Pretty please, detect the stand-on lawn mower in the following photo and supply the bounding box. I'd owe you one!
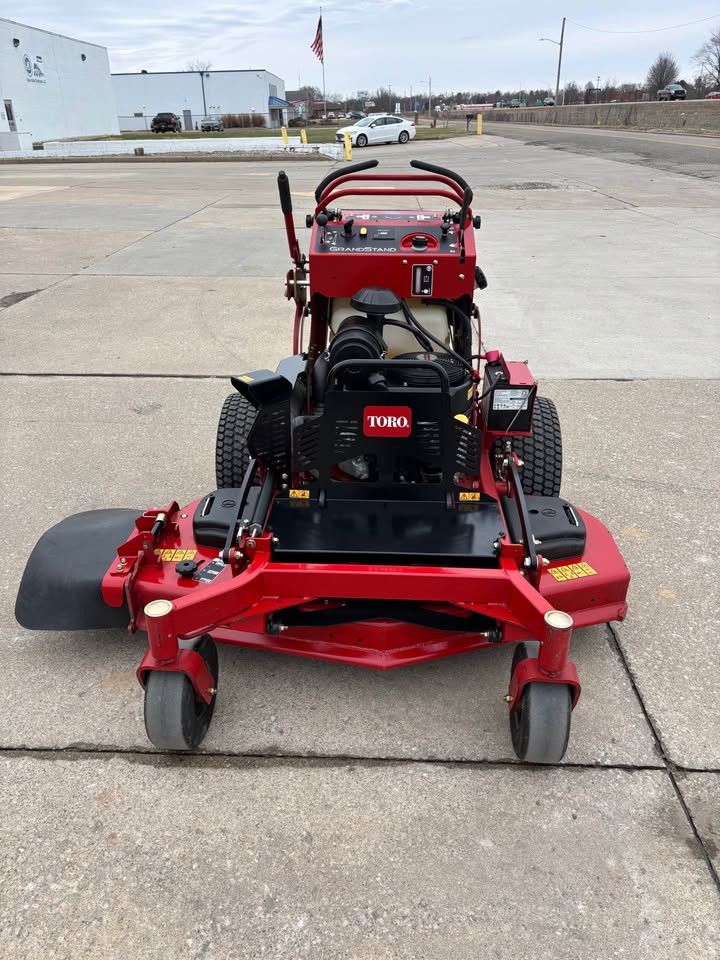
[16,159,630,762]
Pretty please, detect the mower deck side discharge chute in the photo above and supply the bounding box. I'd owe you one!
[15,509,139,631]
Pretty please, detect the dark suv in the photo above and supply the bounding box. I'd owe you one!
[151,112,183,133]
[658,84,686,101]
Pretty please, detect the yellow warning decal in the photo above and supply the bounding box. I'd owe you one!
[458,491,481,502]
[237,374,254,383]
[289,489,310,499]
[154,548,197,562]
[548,562,597,582]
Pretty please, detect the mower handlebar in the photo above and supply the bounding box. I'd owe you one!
[409,159,472,198]
[277,170,293,215]
[314,159,379,203]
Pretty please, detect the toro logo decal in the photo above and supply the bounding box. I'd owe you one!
[363,406,412,437]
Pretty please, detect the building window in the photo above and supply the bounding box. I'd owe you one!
[269,83,278,98]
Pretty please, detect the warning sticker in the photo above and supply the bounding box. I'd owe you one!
[289,489,310,499]
[192,558,226,583]
[458,491,481,502]
[155,549,197,562]
[493,389,530,411]
[237,374,254,383]
[548,562,597,582]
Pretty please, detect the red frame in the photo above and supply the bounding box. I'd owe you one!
[101,167,630,715]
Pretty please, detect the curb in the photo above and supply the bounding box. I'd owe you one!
[0,152,334,165]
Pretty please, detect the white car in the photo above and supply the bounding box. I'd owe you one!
[336,115,416,147]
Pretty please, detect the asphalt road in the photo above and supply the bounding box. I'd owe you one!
[483,121,720,180]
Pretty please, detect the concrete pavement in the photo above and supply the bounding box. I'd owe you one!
[2,758,719,960]
[1,135,718,956]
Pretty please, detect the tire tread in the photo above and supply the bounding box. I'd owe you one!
[216,393,256,488]
[503,396,563,497]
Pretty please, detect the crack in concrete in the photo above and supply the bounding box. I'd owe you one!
[1,742,718,773]
[605,622,720,894]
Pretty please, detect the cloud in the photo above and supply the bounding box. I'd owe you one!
[3,0,717,88]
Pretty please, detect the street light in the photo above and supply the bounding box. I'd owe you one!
[539,16,565,105]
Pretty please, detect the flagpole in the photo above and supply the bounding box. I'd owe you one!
[321,6,326,118]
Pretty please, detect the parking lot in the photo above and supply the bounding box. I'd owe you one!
[1,133,719,958]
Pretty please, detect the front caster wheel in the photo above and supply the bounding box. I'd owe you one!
[144,635,218,750]
[509,640,572,764]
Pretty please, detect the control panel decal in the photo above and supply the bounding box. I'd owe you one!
[412,263,434,296]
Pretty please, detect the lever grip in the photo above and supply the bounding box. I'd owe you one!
[314,159,379,202]
[277,170,293,215]
[410,159,472,198]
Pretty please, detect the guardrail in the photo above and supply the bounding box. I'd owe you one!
[485,99,720,134]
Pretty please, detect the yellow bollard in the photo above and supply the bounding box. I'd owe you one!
[476,113,483,135]
[281,126,289,145]
[343,131,352,161]
[300,128,308,145]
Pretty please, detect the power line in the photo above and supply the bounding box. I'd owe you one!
[567,13,720,35]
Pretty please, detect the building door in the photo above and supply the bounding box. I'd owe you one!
[183,109,193,131]
[4,100,17,132]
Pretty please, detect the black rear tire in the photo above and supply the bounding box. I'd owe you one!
[494,396,562,497]
[399,130,410,144]
[216,393,256,488]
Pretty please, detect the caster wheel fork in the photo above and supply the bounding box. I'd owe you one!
[508,640,573,764]
[144,634,219,751]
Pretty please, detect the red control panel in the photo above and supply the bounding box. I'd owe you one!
[309,209,477,301]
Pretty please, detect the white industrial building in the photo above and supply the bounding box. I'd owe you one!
[112,70,289,131]
[0,17,119,150]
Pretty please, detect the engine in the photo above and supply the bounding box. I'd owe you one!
[318,287,474,482]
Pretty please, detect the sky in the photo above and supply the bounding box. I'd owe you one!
[5,1,719,94]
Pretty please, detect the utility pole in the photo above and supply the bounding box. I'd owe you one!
[200,71,207,115]
[428,76,432,121]
[540,18,566,105]
[555,17,565,105]
[596,75,601,103]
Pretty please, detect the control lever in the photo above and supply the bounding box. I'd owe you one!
[343,217,354,238]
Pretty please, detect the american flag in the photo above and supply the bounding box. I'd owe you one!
[311,15,324,64]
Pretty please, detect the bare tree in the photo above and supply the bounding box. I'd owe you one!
[563,81,581,104]
[186,59,212,73]
[689,74,712,99]
[646,52,679,94]
[692,26,720,88]
[602,77,618,102]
